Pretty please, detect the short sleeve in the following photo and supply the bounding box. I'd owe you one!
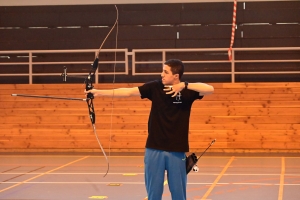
[197,94,204,100]
[138,80,158,100]
[189,90,204,101]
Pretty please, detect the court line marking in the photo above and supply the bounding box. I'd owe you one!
[2,172,300,176]
[1,155,299,158]
[201,156,235,200]
[1,166,45,183]
[1,182,300,186]
[0,156,89,193]
[1,166,21,173]
[278,157,285,200]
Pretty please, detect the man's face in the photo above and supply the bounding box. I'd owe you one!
[161,65,178,85]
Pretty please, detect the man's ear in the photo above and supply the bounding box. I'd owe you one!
[174,74,179,79]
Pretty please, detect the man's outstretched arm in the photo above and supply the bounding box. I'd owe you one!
[85,87,140,98]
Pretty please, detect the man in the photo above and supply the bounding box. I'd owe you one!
[85,59,214,200]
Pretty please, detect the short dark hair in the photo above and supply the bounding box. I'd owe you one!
[164,59,184,79]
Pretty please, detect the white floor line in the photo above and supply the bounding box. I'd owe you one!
[2,172,300,176]
[1,181,300,186]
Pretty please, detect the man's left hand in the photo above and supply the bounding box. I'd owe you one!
[163,82,185,97]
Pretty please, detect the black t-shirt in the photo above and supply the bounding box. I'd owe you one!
[138,80,203,152]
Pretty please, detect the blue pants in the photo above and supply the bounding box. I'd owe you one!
[144,148,187,200]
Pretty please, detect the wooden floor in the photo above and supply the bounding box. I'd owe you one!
[0,153,299,200]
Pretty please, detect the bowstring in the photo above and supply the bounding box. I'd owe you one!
[108,4,118,172]
[93,5,118,177]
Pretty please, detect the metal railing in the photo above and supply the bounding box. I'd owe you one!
[0,47,299,83]
[0,49,129,84]
[132,47,300,83]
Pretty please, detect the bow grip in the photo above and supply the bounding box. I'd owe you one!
[85,78,94,100]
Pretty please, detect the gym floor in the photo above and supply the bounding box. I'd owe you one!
[0,154,299,200]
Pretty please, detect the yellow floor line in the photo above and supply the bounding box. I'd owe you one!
[201,156,235,200]
[278,157,285,200]
[0,156,89,193]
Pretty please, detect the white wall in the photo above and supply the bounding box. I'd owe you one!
[0,0,293,6]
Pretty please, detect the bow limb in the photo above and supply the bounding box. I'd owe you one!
[88,5,118,178]
[86,95,109,177]
[96,5,119,58]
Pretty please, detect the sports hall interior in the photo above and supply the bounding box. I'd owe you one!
[0,0,299,200]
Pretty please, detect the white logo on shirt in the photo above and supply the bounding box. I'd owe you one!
[173,92,182,104]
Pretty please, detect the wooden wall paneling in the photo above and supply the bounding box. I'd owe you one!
[135,52,162,61]
[135,63,163,73]
[180,10,234,25]
[47,27,117,49]
[0,77,29,84]
[1,29,53,41]
[175,25,242,47]
[243,24,300,38]
[112,74,232,84]
[47,38,109,50]
[235,63,300,72]
[0,65,29,74]
[235,74,300,83]
[215,82,300,88]
[119,26,177,40]
[0,5,119,27]
[238,1,300,48]
[50,28,111,41]
[2,82,298,89]
[119,10,180,25]
[55,5,118,12]
[2,106,299,117]
[240,38,300,47]
[48,28,115,49]
[180,2,242,24]
[0,25,238,50]
[0,4,182,27]
[165,51,230,61]
[1,2,299,51]
[177,26,237,40]
[0,11,59,28]
[31,76,84,84]
[0,53,29,64]
[235,51,300,60]
[1,83,300,152]
[1,122,299,132]
[98,63,126,73]
[0,40,50,50]
[59,11,118,27]
[118,26,177,49]
[32,55,95,65]
[0,3,244,27]
[0,9,3,27]
[118,40,176,49]
[31,63,123,75]
[119,3,181,11]
[244,1,300,10]
[0,27,177,50]
[0,29,54,50]
[243,1,300,23]
[180,2,234,11]
[175,38,242,48]
[243,9,300,24]
[179,63,231,73]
